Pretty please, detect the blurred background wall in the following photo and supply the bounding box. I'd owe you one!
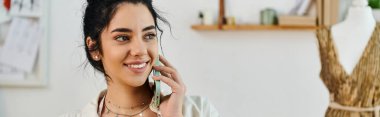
[0,0,345,116]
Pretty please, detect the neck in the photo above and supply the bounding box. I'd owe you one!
[342,6,375,26]
[106,81,153,108]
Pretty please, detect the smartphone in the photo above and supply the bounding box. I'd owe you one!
[149,58,161,113]
[153,57,173,96]
[149,57,172,113]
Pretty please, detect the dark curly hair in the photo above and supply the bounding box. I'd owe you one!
[83,0,169,79]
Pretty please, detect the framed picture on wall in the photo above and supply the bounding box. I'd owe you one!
[0,0,49,87]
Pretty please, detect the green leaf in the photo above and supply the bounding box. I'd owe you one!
[369,0,380,9]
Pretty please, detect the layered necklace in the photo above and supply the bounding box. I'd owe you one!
[104,99,150,117]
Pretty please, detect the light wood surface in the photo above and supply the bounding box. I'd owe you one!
[191,24,319,31]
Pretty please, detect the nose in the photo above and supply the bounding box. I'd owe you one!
[129,37,148,57]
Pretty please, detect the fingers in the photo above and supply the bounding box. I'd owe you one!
[153,75,184,94]
[154,55,186,94]
[153,66,183,84]
[160,71,171,78]
[159,55,173,68]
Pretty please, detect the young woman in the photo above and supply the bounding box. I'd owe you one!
[61,0,219,117]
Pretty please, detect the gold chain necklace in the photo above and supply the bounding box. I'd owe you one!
[104,102,149,117]
[103,92,150,117]
[106,99,147,110]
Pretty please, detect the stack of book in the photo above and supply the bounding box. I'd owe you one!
[278,0,339,27]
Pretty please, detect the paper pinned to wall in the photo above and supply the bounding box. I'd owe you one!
[0,22,11,44]
[0,2,11,24]
[0,47,24,80]
[0,17,42,73]
[10,0,42,17]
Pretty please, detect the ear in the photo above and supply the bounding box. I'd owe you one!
[86,37,102,61]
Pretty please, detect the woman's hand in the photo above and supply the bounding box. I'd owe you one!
[152,55,186,117]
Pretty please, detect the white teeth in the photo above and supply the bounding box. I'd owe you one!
[127,63,146,69]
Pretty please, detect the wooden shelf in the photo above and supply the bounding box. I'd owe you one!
[192,0,323,31]
[191,24,319,31]
[191,25,219,30]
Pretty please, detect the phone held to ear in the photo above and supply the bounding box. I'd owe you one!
[149,58,161,113]
[149,57,172,113]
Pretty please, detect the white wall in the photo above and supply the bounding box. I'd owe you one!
[0,0,330,117]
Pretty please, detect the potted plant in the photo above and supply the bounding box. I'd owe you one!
[370,0,380,21]
[369,0,380,9]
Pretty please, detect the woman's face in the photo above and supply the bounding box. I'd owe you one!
[99,3,158,87]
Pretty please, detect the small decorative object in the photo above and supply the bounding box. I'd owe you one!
[260,8,277,25]
[199,10,214,25]
[226,16,236,25]
[198,11,204,24]
[3,0,11,11]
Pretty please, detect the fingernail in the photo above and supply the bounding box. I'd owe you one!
[152,76,159,79]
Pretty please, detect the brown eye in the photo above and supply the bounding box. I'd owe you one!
[115,35,130,42]
[144,33,156,40]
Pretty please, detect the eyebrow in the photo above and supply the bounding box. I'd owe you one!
[111,25,156,33]
[143,25,156,31]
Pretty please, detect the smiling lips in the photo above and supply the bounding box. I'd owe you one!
[124,61,149,73]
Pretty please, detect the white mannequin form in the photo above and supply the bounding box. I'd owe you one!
[330,0,376,75]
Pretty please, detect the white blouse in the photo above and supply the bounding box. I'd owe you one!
[60,90,219,117]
